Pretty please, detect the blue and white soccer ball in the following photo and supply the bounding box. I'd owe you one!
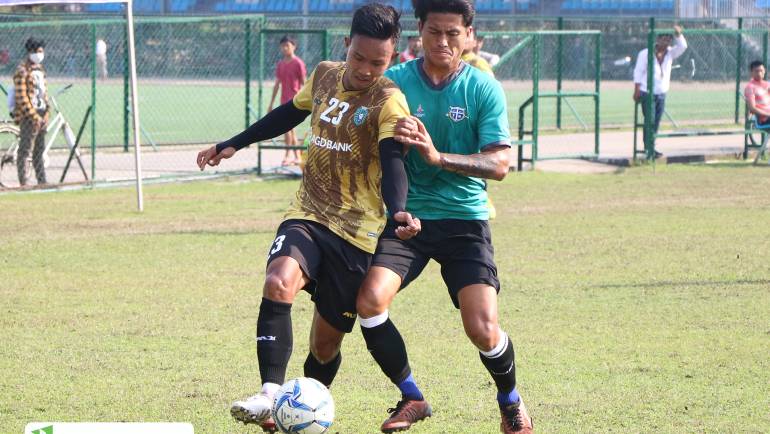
[272,377,335,434]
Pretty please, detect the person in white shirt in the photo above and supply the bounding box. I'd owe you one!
[95,39,107,79]
[633,25,687,156]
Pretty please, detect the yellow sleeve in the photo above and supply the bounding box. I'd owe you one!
[474,57,495,77]
[377,90,410,142]
[292,68,316,111]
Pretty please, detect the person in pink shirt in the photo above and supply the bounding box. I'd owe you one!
[745,60,770,126]
[397,35,421,64]
[269,35,307,165]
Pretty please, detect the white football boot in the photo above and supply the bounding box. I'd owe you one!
[231,383,280,431]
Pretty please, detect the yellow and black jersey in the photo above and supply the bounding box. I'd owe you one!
[285,61,410,253]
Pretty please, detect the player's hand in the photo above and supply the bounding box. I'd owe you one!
[673,25,683,36]
[633,89,640,102]
[394,116,441,167]
[197,145,235,170]
[392,211,421,240]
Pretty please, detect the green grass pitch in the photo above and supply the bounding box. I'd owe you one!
[1,163,769,433]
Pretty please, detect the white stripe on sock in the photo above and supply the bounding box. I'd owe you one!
[480,330,509,359]
[358,310,389,328]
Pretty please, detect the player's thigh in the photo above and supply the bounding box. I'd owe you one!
[264,219,322,302]
[370,219,430,292]
[434,220,500,308]
[311,224,372,334]
[308,307,345,363]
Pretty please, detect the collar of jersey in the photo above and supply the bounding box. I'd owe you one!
[414,57,467,91]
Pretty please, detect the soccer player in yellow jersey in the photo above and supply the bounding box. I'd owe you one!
[196,4,418,431]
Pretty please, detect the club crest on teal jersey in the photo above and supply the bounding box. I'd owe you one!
[415,104,425,118]
[353,106,369,126]
[447,106,466,122]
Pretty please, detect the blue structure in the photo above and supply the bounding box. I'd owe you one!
[84,0,677,15]
[560,0,675,14]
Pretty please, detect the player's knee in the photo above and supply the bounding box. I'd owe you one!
[464,318,499,352]
[309,335,342,363]
[356,286,387,318]
[263,273,295,303]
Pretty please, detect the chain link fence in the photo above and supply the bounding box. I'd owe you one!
[0,13,766,189]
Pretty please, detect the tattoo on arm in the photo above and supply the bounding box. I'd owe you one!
[439,152,504,179]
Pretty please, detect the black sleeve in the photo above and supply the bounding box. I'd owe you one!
[379,137,408,215]
[215,101,311,154]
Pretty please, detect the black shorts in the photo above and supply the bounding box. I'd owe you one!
[267,219,372,332]
[372,219,500,308]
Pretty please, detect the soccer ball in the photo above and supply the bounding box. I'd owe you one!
[272,377,334,434]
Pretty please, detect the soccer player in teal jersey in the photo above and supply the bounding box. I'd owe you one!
[354,1,533,433]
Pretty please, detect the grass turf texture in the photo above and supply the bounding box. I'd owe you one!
[1,163,769,433]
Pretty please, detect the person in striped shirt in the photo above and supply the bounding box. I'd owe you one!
[744,60,770,126]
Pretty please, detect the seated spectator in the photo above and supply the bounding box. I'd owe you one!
[745,60,770,127]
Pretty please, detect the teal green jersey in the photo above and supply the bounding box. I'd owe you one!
[385,58,511,220]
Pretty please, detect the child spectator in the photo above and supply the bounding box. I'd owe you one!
[269,35,307,166]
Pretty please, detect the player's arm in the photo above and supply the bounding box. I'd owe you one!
[395,80,512,181]
[196,101,310,170]
[381,137,420,240]
[198,69,317,170]
[395,118,509,180]
[379,91,420,239]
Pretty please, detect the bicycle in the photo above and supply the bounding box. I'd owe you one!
[0,120,20,187]
[0,84,80,187]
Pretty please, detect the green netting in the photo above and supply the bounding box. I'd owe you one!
[0,13,766,188]
[648,28,768,133]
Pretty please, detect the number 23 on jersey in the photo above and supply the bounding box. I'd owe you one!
[319,97,350,126]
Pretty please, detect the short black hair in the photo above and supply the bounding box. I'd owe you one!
[750,60,765,71]
[24,37,45,52]
[349,3,401,43]
[413,0,474,27]
[279,35,296,46]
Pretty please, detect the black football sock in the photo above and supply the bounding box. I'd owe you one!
[360,313,422,399]
[479,332,517,398]
[303,351,341,388]
[256,297,293,385]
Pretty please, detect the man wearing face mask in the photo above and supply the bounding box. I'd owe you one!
[12,37,49,186]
